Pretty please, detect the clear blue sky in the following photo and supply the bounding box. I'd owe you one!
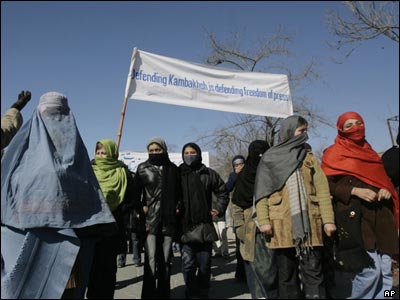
[2,1,398,159]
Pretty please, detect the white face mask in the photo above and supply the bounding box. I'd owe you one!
[184,155,197,166]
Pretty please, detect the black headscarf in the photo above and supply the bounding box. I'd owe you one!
[180,142,203,174]
[254,116,308,202]
[179,143,210,232]
[232,140,269,208]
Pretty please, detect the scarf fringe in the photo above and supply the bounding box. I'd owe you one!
[294,235,313,260]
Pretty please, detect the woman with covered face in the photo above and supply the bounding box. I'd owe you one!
[132,137,181,299]
[254,115,336,299]
[231,140,279,299]
[179,142,229,299]
[87,139,135,299]
[1,92,116,299]
[321,111,398,299]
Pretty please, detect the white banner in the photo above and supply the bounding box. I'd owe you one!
[125,49,293,118]
[119,151,210,173]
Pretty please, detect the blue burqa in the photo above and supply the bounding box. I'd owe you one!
[1,92,115,299]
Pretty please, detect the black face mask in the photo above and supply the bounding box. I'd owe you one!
[148,153,169,166]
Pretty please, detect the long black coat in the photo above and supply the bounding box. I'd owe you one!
[180,164,229,234]
[132,160,181,236]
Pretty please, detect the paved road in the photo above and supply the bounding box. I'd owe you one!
[114,228,250,299]
[114,228,399,299]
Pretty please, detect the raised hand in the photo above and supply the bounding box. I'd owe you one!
[11,91,32,111]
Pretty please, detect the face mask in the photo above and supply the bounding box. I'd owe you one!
[149,153,168,166]
[184,155,197,166]
[342,124,365,143]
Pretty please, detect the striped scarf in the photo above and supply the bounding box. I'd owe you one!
[287,169,311,258]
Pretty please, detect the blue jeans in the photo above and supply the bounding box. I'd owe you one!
[350,251,392,299]
[181,242,212,298]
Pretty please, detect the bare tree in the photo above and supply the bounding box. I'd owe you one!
[196,28,332,176]
[326,1,399,60]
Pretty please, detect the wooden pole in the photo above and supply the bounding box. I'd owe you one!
[116,48,137,148]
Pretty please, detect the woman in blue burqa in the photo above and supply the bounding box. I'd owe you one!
[1,92,116,299]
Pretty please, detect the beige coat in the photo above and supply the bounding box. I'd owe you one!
[1,108,22,153]
[232,203,257,262]
[256,152,334,249]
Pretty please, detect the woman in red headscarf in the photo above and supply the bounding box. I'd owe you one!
[321,111,399,299]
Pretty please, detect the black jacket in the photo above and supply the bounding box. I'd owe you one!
[133,160,181,236]
[181,164,229,233]
[90,159,135,254]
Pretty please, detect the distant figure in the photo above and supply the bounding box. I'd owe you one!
[117,172,145,269]
[225,154,247,282]
[1,91,116,299]
[212,193,229,258]
[179,142,229,299]
[231,140,279,299]
[322,111,399,299]
[1,90,31,154]
[129,205,146,267]
[255,115,336,299]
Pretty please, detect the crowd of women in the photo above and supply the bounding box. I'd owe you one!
[1,91,398,299]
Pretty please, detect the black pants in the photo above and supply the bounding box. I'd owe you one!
[86,238,118,299]
[276,247,326,299]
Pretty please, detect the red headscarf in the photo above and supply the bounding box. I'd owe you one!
[321,112,399,223]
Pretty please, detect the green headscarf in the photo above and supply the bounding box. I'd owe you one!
[92,139,127,212]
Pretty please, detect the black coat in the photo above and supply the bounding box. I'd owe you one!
[90,159,135,254]
[327,174,399,273]
[381,146,399,189]
[132,160,181,236]
[180,164,229,234]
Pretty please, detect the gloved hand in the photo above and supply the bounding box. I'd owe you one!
[11,91,32,111]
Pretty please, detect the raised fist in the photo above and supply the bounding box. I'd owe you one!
[11,91,32,111]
